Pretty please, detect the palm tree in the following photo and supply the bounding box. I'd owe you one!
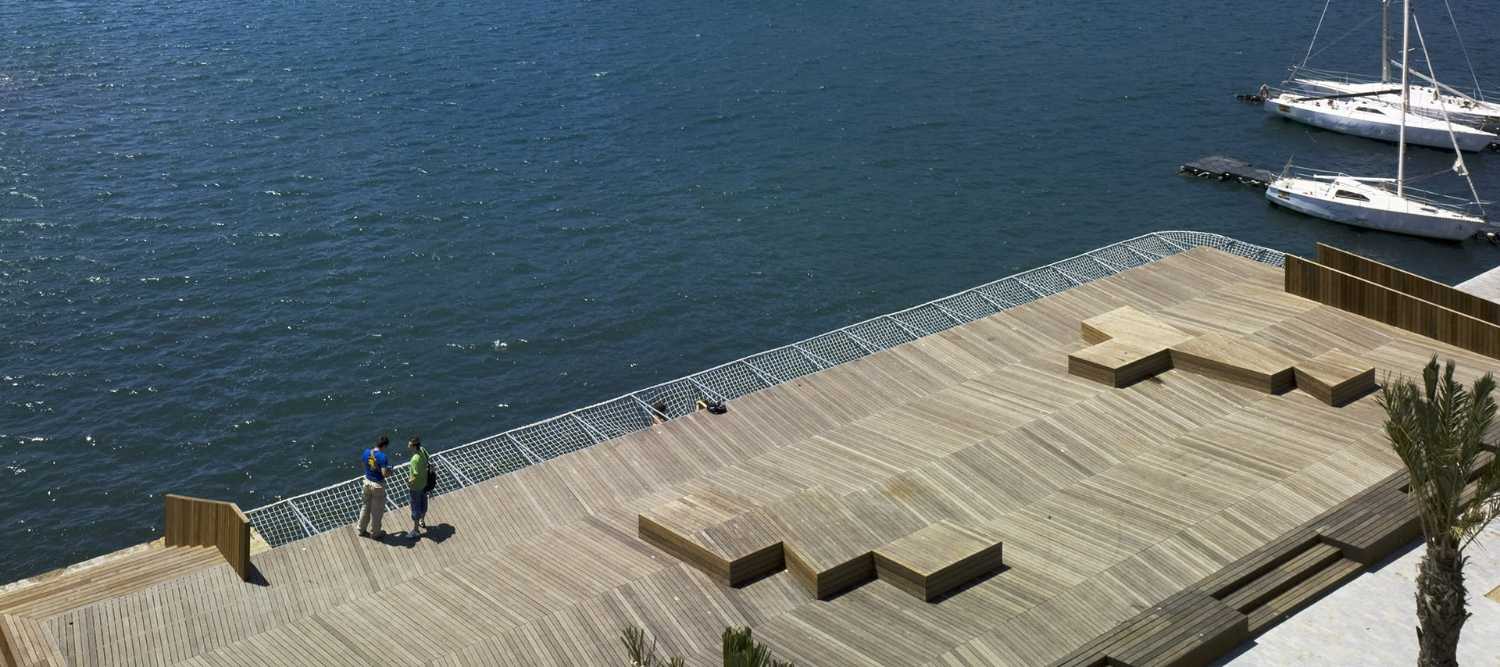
[1378,357,1500,667]
[621,625,793,667]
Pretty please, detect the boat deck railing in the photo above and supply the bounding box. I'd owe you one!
[243,231,1285,548]
[1284,165,1489,214]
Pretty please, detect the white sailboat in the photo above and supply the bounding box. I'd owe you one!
[1292,1,1500,131]
[1296,69,1500,132]
[1264,0,1498,148]
[1265,1,1490,241]
[1264,93,1494,151]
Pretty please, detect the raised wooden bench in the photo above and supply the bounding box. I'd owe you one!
[1292,348,1377,407]
[1052,591,1249,667]
[1081,307,1196,347]
[774,490,889,600]
[1070,309,1377,405]
[1068,339,1175,388]
[1068,307,1191,387]
[872,521,1004,602]
[1313,484,1420,565]
[1168,332,1297,394]
[638,491,784,586]
[1218,543,1343,613]
[1245,557,1363,634]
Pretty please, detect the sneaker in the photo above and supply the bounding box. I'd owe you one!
[358,529,370,538]
[370,531,386,540]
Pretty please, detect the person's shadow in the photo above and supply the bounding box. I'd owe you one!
[368,523,456,548]
[421,523,455,544]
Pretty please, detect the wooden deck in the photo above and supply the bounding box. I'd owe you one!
[4,246,1495,666]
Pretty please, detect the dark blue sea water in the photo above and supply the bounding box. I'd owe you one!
[3,0,1499,582]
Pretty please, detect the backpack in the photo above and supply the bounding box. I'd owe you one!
[421,448,437,493]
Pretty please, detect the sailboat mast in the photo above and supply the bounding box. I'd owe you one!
[1381,0,1391,83]
[1397,0,1409,197]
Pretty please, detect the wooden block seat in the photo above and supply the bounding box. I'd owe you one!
[1292,348,1376,406]
[872,520,1004,602]
[1068,307,1190,387]
[638,491,784,586]
[1080,306,1196,347]
[772,490,891,599]
[1168,332,1298,394]
[1068,338,1174,388]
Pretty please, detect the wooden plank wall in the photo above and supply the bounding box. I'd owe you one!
[163,494,251,581]
[1316,244,1500,324]
[1284,255,1500,360]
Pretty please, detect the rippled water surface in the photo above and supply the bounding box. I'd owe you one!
[2,0,1498,581]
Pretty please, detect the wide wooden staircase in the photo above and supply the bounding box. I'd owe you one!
[0,494,257,667]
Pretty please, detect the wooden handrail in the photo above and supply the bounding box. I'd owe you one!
[164,494,252,581]
[1316,244,1500,324]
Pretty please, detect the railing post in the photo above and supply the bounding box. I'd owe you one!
[571,414,608,444]
[791,343,835,369]
[287,499,318,537]
[633,394,670,424]
[884,315,929,339]
[688,377,728,403]
[507,433,544,464]
[431,452,474,487]
[968,289,1014,310]
[1012,277,1047,298]
[930,302,967,324]
[839,328,881,354]
[740,359,784,385]
[1153,233,1191,253]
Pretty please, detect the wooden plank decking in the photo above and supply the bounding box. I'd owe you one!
[3,246,1493,666]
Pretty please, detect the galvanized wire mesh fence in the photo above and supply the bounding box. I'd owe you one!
[245,231,1283,547]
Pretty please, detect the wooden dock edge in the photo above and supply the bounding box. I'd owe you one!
[164,494,252,582]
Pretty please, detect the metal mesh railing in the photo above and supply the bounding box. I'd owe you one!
[245,231,1284,547]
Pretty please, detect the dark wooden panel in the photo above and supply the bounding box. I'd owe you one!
[1317,244,1500,324]
[1285,255,1500,360]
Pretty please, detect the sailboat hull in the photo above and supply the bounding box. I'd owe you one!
[1265,99,1495,151]
[1266,182,1480,241]
[1297,79,1500,131]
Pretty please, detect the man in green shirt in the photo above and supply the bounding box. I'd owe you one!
[407,436,432,538]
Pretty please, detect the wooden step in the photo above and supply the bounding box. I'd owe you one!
[1218,543,1343,613]
[1246,557,1365,634]
[0,614,65,667]
[771,491,884,599]
[637,492,783,586]
[1081,306,1195,347]
[1068,339,1174,388]
[1314,485,1419,564]
[0,546,224,619]
[1052,591,1249,667]
[1292,348,1376,407]
[872,521,1004,602]
[1068,307,1186,388]
[1169,333,1297,394]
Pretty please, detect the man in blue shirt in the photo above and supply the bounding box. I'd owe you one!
[358,434,394,538]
